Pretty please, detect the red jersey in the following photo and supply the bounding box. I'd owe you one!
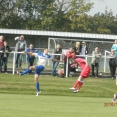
[64,50,76,62]
[75,58,86,70]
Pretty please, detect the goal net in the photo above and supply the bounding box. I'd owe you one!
[48,37,113,73]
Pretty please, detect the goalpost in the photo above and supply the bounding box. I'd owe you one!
[48,37,113,77]
[48,38,80,77]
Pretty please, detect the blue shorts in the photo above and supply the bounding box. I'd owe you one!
[116,93,117,98]
[34,65,44,75]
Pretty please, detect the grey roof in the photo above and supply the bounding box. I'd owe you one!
[0,28,117,40]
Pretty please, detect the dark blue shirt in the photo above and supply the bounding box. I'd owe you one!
[25,48,38,61]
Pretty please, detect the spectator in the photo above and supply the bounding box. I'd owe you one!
[1,41,12,73]
[73,42,81,58]
[69,63,77,77]
[64,47,76,77]
[0,35,4,73]
[0,35,4,49]
[25,44,38,73]
[73,41,81,70]
[109,50,116,79]
[51,44,62,76]
[91,47,101,78]
[111,39,117,55]
[80,41,88,59]
[15,35,27,68]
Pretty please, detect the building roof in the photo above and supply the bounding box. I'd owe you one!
[0,29,117,40]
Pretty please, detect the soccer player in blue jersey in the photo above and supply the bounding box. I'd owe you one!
[111,93,117,103]
[17,48,63,96]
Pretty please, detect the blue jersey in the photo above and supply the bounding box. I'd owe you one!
[25,48,38,61]
[34,52,52,67]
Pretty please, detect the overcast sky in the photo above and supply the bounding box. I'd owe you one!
[88,0,117,16]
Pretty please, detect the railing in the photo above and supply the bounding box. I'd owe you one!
[104,50,111,73]
[0,50,112,76]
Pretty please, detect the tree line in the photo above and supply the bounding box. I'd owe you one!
[0,0,117,34]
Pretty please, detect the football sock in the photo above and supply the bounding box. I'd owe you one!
[77,81,83,90]
[73,80,79,88]
[36,82,40,92]
[21,69,31,75]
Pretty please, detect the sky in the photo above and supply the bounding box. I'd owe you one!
[88,0,117,16]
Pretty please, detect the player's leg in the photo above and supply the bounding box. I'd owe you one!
[69,75,84,91]
[70,76,84,92]
[34,65,44,96]
[76,76,84,92]
[34,74,41,96]
[74,66,90,92]
[111,93,117,103]
[70,65,90,92]
[17,66,35,76]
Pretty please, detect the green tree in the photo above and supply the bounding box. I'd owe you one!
[64,0,93,32]
[0,0,22,28]
[90,11,117,34]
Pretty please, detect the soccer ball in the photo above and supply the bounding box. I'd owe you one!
[58,69,64,75]
[58,69,64,78]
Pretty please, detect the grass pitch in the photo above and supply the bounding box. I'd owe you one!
[0,94,117,117]
[0,74,117,117]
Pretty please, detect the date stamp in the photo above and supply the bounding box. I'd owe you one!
[104,102,117,107]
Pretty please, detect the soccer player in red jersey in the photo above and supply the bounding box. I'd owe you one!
[69,58,91,93]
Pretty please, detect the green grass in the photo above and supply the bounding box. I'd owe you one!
[0,94,117,117]
[0,74,117,117]
[0,74,116,97]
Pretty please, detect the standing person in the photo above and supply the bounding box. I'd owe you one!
[0,35,4,49]
[69,58,91,93]
[69,63,77,77]
[64,47,76,77]
[51,44,62,76]
[73,41,81,70]
[73,42,81,58]
[0,35,4,73]
[111,39,117,66]
[17,48,63,96]
[111,39,117,55]
[80,41,88,59]
[1,41,12,73]
[91,47,101,78]
[25,44,38,73]
[111,93,117,103]
[109,50,116,79]
[15,35,27,68]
